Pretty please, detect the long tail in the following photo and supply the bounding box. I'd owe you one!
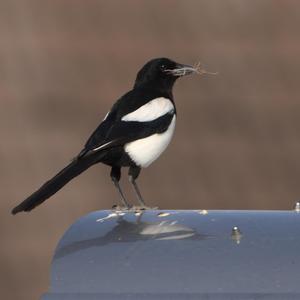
[11,153,101,215]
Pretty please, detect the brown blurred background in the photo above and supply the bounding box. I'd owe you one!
[1,0,300,298]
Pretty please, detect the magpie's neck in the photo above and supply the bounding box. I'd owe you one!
[134,78,175,98]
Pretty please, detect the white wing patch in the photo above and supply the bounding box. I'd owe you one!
[121,97,174,122]
[124,115,176,167]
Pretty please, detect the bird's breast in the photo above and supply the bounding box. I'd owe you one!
[124,115,176,168]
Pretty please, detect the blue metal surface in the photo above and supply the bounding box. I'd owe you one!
[42,210,300,299]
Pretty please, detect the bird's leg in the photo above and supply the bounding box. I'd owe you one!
[128,166,147,208]
[110,167,130,209]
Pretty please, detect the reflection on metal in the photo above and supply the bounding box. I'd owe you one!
[231,226,243,244]
[42,210,300,299]
[295,202,300,213]
[55,212,207,259]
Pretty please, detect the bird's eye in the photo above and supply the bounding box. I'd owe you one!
[160,64,166,71]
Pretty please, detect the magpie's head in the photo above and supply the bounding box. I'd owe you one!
[134,57,197,90]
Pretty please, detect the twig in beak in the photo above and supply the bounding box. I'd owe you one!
[164,66,198,76]
[164,62,218,77]
[194,61,218,76]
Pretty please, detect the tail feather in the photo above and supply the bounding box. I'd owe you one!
[11,153,101,215]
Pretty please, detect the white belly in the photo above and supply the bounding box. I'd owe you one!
[124,115,176,167]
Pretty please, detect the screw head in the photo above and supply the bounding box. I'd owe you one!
[231,226,242,244]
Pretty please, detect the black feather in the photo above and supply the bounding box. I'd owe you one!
[11,153,102,214]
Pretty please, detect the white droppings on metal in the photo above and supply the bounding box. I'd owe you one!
[197,210,208,215]
[96,212,125,222]
[157,212,171,217]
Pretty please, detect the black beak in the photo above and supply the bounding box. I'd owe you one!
[165,63,198,77]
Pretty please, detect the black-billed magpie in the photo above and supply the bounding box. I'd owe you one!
[12,58,197,214]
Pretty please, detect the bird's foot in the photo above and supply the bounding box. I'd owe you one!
[111,204,158,213]
[111,204,133,211]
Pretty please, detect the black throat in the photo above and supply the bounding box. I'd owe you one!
[134,75,176,94]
